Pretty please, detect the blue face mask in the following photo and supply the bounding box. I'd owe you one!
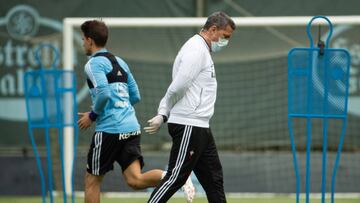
[211,37,229,52]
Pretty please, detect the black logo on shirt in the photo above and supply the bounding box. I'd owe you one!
[211,64,216,78]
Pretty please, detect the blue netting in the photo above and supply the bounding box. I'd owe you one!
[24,70,77,127]
[288,49,350,117]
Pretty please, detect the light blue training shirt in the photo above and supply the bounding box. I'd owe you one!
[84,49,141,134]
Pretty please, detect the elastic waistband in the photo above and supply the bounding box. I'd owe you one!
[99,130,141,140]
[118,130,141,136]
[118,130,141,140]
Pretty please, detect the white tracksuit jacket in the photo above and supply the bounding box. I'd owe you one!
[158,34,217,128]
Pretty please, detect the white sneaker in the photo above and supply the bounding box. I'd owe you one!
[182,175,195,203]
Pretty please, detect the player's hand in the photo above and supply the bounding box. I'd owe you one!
[77,112,93,130]
[144,115,164,134]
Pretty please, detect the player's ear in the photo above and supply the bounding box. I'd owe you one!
[89,38,95,46]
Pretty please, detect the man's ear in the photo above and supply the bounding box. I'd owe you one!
[209,25,217,33]
[85,37,93,46]
[89,38,94,46]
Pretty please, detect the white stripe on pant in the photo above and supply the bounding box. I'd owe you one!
[149,125,193,203]
[92,132,102,175]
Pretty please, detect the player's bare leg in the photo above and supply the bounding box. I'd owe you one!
[84,172,104,203]
[123,159,163,190]
[123,159,195,202]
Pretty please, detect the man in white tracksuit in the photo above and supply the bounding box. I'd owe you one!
[144,11,235,203]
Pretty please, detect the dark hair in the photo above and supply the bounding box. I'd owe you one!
[203,11,236,31]
[80,20,108,47]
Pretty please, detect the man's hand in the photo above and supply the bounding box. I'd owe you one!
[77,112,93,130]
[144,115,164,134]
